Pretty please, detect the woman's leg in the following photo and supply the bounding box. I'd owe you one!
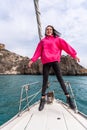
[42,63,51,96]
[52,61,69,95]
[39,63,51,111]
[52,62,75,109]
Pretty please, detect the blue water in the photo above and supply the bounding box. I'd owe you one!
[0,75,87,125]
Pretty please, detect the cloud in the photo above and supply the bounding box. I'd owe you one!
[0,0,87,68]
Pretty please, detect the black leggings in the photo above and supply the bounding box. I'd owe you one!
[42,61,69,96]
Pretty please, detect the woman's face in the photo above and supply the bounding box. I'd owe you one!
[45,26,53,36]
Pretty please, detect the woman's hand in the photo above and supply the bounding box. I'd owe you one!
[28,60,33,68]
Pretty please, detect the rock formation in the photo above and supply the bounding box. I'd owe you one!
[0,43,5,50]
[0,49,87,75]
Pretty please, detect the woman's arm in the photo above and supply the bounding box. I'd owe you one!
[59,38,80,62]
[28,41,43,68]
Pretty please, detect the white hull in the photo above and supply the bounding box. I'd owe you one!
[0,99,87,130]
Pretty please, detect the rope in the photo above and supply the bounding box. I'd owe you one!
[62,103,87,129]
[24,114,33,130]
[62,112,69,130]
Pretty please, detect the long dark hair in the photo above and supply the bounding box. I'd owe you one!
[45,25,61,37]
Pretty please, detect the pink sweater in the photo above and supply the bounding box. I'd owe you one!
[31,35,77,64]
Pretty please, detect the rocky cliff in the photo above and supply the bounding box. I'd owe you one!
[0,49,87,75]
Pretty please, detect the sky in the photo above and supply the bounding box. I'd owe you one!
[0,0,87,68]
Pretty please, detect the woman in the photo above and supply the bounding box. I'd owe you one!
[28,25,80,111]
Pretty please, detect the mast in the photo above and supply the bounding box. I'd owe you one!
[33,0,43,40]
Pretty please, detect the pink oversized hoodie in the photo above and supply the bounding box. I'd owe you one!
[31,35,77,64]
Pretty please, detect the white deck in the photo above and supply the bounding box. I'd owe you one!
[0,99,87,130]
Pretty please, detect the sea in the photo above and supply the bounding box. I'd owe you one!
[0,75,87,126]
